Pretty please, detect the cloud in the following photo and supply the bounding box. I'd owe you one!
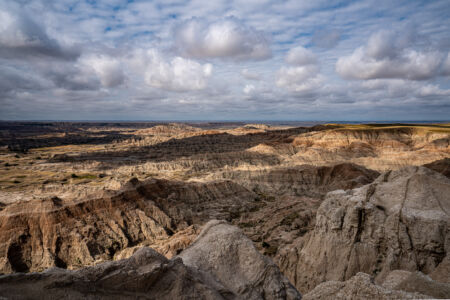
[81,55,125,88]
[276,65,323,92]
[276,45,322,93]
[243,84,255,94]
[241,68,261,80]
[174,17,271,60]
[44,63,101,91]
[0,65,49,96]
[360,79,450,98]
[0,3,79,60]
[336,29,448,80]
[285,46,317,66]
[1,0,449,120]
[312,29,340,48]
[133,49,213,92]
[442,53,450,76]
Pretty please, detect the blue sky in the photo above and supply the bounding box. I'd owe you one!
[0,0,449,120]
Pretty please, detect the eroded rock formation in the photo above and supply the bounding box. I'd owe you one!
[0,178,258,273]
[0,221,301,300]
[287,166,450,292]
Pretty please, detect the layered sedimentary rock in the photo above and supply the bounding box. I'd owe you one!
[214,163,379,198]
[255,126,450,171]
[0,178,258,273]
[286,166,450,292]
[0,221,301,300]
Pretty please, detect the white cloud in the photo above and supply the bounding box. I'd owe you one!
[276,45,322,93]
[276,65,323,92]
[336,29,448,80]
[174,17,271,60]
[81,55,125,88]
[243,84,255,94]
[133,49,213,92]
[285,46,317,66]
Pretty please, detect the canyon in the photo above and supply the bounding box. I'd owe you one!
[0,122,449,299]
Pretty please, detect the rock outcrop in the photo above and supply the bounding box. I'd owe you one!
[0,221,301,300]
[424,157,450,178]
[265,126,450,171]
[215,163,379,198]
[0,178,258,273]
[285,166,450,292]
[179,220,300,299]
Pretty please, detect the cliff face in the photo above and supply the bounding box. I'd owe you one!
[287,166,450,293]
[255,126,450,171]
[213,163,380,198]
[0,221,301,300]
[0,178,258,273]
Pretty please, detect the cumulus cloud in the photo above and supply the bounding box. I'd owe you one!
[133,49,213,92]
[174,17,271,60]
[336,29,448,80]
[0,4,79,60]
[285,46,317,66]
[276,65,323,92]
[81,55,125,88]
[276,45,322,93]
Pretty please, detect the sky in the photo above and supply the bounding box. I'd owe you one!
[0,0,449,121]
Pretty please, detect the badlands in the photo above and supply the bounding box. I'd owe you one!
[0,121,449,299]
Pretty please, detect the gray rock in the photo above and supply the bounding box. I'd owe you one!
[292,166,450,292]
[303,272,430,299]
[179,220,301,300]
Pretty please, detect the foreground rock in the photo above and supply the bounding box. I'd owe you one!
[382,270,450,298]
[303,272,430,299]
[0,221,301,300]
[288,166,450,292]
[179,220,300,299]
